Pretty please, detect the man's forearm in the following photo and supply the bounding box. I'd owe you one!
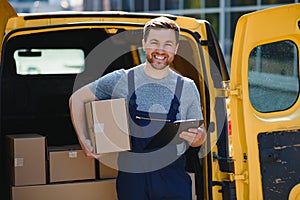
[69,85,98,153]
[69,96,89,147]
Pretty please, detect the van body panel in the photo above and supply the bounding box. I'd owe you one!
[0,0,17,55]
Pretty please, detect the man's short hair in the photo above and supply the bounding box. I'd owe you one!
[143,16,180,44]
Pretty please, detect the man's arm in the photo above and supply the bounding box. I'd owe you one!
[179,81,206,147]
[69,85,101,158]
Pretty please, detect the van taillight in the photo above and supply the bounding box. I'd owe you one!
[228,119,232,136]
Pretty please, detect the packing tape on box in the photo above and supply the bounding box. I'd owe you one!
[94,123,104,134]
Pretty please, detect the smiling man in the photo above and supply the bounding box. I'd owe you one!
[143,23,179,72]
[69,16,206,200]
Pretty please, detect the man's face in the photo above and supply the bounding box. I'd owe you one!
[142,29,179,70]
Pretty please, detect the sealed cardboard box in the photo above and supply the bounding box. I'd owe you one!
[85,98,131,154]
[99,162,118,179]
[7,134,46,186]
[48,145,96,183]
[11,179,117,200]
[98,153,119,179]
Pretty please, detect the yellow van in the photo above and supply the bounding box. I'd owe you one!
[0,0,299,199]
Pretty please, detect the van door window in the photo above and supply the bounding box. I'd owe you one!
[14,49,85,75]
[248,40,299,112]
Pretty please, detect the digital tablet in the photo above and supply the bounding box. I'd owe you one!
[144,119,204,150]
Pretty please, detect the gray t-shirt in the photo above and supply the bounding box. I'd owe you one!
[89,64,203,121]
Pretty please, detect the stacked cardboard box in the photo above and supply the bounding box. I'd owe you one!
[7,134,119,200]
[48,145,96,183]
[11,179,117,200]
[98,152,119,179]
[7,134,46,186]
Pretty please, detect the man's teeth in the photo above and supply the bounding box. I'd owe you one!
[155,55,165,60]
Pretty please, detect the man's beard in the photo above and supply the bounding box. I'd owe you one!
[146,52,174,70]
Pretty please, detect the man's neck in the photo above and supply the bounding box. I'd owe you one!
[143,63,169,79]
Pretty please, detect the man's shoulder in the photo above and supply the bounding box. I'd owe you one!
[170,69,195,84]
[103,68,128,81]
[126,65,143,73]
[111,68,127,76]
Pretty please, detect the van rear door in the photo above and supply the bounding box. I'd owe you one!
[0,0,17,53]
[230,3,300,199]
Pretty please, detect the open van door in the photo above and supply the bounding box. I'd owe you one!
[0,0,17,55]
[230,3,300,199]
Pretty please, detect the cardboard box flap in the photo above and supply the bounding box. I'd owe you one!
[48,144,81,152]
[85,102,96,151]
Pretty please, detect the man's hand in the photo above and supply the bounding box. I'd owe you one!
[179,125,207,147]
[81,139,102,159]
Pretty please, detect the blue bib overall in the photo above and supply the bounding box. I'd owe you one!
[116,70,192,200]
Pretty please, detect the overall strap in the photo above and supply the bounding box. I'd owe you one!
[128,70,137,114]
[128,69,135,97]
[168,76,184,121]
[174,76,184,100]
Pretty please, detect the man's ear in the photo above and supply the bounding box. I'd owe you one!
[142,39,146,51]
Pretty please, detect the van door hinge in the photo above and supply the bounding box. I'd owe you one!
[216,82,242,99]
[229,85,242,99]
[215,87,241,98]
[228,171,248,183]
